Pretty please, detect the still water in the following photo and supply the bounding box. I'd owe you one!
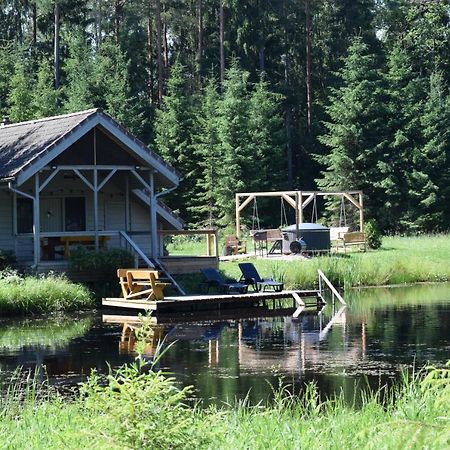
[0,283,449,404]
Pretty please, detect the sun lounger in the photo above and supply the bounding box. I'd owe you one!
[117,269,171,301]
[238,262,284,292]
[200,268,248,294]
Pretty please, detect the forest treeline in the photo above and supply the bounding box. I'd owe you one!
[0,0,449,231]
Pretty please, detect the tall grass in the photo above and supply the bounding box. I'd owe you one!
[0,359,448,449]
[0,270,93,316]
[220,235,450,290]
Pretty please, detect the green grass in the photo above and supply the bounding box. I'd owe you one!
[0,358,448,449]
[0,271,94,316]
[218,234,450,290]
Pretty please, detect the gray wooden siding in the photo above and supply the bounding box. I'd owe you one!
[0,189,14,252]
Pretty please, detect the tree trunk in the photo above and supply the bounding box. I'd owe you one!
[54,1,60,89]
[259,46,265,72]
[305,0,313,132]
[163,9,169,71]
[114,0,122,44]
[197,0,203,82]
[147,11,155,103]
[32,2,37,46]
[156,0,164,103]
[219,0,225,87]
[96,0,102,50]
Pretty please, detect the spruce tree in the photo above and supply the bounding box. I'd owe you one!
[63,32,95,112]
[190,76,222,226]
[216,62,252,226]
[382,46,425,231]
[8,60,34,122]
[316,37,387,224]
[32,58,60,118]
[415,73,450,230]
[248,77,286,192]
[154,63,196,223]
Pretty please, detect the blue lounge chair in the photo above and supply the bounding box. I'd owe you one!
[200,268,249,294]
[238,263,284,292]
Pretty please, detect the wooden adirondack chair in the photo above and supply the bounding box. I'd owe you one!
[117,269,171,301]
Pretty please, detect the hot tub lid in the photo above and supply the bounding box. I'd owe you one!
[282,222,329,232]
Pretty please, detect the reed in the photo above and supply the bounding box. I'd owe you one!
[0,271,93,316]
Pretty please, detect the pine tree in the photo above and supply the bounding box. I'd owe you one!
[8,60,34,122]
[63,32,95,112]
[190,76,222,226]
[32,58,60,118]
[316,37,387,224]
[216,62,251,225]
[0,43,16,118]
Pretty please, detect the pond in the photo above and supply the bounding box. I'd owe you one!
[1,283,449,405]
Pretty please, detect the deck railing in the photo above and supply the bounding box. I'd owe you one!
[317,269,346,305]
[158,229,219,257]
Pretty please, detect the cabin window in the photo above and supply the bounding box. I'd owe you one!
[17,198,33,234]
[65,197,86,231]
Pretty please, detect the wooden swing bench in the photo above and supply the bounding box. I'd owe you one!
[117,269,171,301]
[335,231,366,252]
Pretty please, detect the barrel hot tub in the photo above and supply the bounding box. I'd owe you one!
[282,223,331,254]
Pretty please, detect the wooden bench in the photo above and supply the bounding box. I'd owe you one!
[224,235,246,256]
[117,269,171,301]
[336,231,366,252]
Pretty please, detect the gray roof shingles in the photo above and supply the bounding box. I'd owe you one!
[0,109,178,181]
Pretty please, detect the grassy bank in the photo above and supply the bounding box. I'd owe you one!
[0,271,94,316]
[219,234,450,290]
[0,357,448,449]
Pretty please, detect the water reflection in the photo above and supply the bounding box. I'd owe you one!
[0,283,448,405]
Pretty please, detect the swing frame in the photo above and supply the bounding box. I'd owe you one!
[235,190,364,239]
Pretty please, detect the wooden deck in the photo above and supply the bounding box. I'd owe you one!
[102,289,324,316]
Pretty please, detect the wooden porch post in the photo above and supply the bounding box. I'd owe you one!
[33,173,40,266]
[93,167,99,250]
[235,194,240,238]
[149,171,158,257]
[125,173,130,232]
[295,191,299,239]
[359,192,364,232]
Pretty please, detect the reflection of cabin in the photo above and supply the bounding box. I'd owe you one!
[0,109,217,273]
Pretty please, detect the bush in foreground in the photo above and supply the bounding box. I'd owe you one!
[0,270,93,315]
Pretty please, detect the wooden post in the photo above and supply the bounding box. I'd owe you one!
[235,194,240,238]
[359,192,364,232]
[125,173,130,232]
[295,191,299,239]
[214,229,219,257]
[149,171,158,257]
[206,232,211,256]
[299,191,303,224]
[93,168,99,251]
[33,174,40,266]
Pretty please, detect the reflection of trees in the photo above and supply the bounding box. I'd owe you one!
[0,316,93,351]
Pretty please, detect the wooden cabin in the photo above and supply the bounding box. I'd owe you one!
[0,109,190,271]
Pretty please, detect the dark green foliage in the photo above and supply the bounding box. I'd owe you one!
[0,1,449,231]
[68,247,134,283]
[0,250,16,270]
[365,219,382,250]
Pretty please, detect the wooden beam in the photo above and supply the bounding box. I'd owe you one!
[302,193,315,209]
[158,229,217,236]
[131,169,152,193]
[149,171,158,257]
[39,167,61,192]
[33,174,40,266]
[281,193,296,209]
[235,194,240,238]
[237,194,255,212]
[93,168,99,250]
[97,169,117,191]
[359,192,364,232]
[73,169,94,191]
[343,193,362,210]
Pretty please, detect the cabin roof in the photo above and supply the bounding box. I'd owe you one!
[0,109,179,186]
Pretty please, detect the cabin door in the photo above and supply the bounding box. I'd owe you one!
[105,201,126,231]
[40,198,63,232]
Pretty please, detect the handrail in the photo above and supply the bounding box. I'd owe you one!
[119,231,155,268]
[317,269,346,305]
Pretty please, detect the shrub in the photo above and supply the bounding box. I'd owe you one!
[0,250,16,270]
[69,247,134,281]
[365,219,382,249]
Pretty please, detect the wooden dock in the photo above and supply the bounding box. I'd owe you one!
[102,289,323,317]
